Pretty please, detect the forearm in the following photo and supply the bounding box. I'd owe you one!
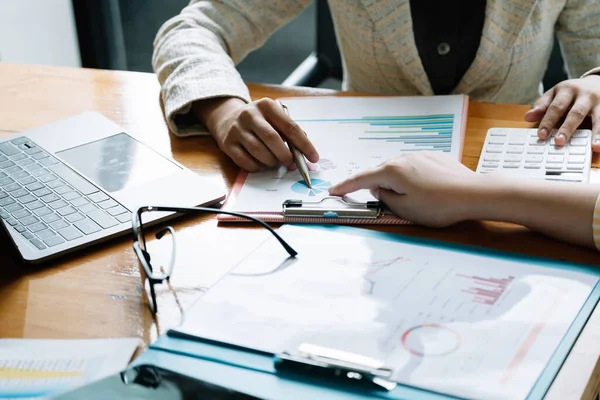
[469,176,599,248]
[152,1,310,135]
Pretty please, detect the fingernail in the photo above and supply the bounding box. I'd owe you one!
[557,133,566,142]
[594,138,600,145]
[539,128,548,138]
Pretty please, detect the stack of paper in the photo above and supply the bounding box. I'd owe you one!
[0,338,139,399]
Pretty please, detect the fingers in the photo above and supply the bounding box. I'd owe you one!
[555,98,592,146]
[537,89,575,141]
[251,119,293,166]
[227,145,261,172]
[593,106,600,153]
[241,133,278,167]
[525,88,554,124]
[328,166,389,196]
[260,100,320,163]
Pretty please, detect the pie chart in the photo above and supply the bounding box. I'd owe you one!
[401,324,461,357]
[290,178,331,196]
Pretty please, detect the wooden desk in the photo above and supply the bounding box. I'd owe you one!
[0,62,599,399]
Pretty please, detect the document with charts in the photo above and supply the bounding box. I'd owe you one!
[174,225,599,400]
[219,95,468,224]
[0,338,139,399]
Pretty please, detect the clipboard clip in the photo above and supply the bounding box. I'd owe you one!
[274,343,397,391]
[282,196,382,219]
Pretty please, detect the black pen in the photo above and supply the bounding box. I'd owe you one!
[279,101,312,188]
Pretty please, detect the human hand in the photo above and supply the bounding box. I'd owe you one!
[524,75,600,152]
[194,97,319,171]
[328,152,481,227]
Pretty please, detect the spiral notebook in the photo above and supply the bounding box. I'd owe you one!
[218,95,468,224]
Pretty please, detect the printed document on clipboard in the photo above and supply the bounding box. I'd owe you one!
[170,225,600,400]
[219,95,468,224]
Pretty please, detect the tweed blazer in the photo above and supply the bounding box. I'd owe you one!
[152,0,600,136]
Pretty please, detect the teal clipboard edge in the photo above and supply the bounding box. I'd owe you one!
[282,224,600,399]
[149,333,462,400]
[146,224,600,400]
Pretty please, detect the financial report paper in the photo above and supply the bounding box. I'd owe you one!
[175,225,597,400]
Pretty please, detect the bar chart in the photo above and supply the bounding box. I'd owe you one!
[456,274,515,306]
[297,114,455,152]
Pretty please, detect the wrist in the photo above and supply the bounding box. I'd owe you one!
[192,97,246,134]
[457,174,519,222]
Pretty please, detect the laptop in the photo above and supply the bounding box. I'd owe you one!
[0,112,225,264]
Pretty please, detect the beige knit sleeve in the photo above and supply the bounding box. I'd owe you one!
[152,0,312,136]
[556,0,600,80]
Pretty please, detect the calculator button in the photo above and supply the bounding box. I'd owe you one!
[546,164,563,169]
[482,162,499,168]
[529,138,547,146]
[570,138,588,146]
[527,147,545,154]
[490,130,507,136]
[568,146,586,155]
[548,147,566,154]
[502,162,521,168]
[568,155,586,164]
[529,131,540,137]
[506,146,524,154]
[486,145,504,153]
[508,133,528,145]
[525,155,543,163]
[505,154,522,162]
[567,164,584,170]
[484,153,502,161]
[572,131,589,138]
[546,155,564,163]
[489,137,506,145]
[524,163,541,169]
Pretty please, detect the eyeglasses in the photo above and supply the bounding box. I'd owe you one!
[131,206,297,315]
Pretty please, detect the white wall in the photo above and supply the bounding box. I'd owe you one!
[0,0,81,67]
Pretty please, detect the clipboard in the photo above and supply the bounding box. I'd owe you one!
[132,225,600,400]
[219,192,407,224]
[217,95,468,225]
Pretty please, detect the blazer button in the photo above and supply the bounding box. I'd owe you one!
[437,42,451,56]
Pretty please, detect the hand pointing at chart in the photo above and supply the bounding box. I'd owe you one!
[328,152,599,249]
[329,152,477,227]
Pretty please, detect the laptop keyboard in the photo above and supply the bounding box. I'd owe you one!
[0,137,130,251]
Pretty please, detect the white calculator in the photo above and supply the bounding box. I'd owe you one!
[476,128,593,183]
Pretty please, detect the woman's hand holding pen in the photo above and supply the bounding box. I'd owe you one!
[193,97,319,172]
